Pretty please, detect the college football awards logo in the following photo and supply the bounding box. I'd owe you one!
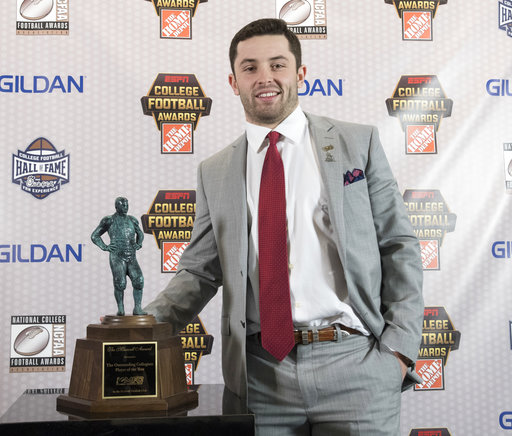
[178,316,214,385]
[10,315,66,372]
[403,190,456,270]
[276,0,327,39]
[387,75,453,154]
[12,138,70,199]
[385,0,447,41]
[409,429,452,436]
[141,74,212,154]
[17,0,69,35]
[500,0,512,37]
[141,190,196,272]
[144,0,207,39]
[415,307,460,391]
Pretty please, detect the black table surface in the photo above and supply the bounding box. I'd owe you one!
[0,384,254,436]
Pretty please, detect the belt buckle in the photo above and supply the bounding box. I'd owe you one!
[301,330,309,345]
[333,325,350,341]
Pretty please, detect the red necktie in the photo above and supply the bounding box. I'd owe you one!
[258,131,295,361]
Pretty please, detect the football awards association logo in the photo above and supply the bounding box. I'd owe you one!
[141,74,212,154]
[12,137,70,199]
[385,0,447,41]
[145,0,207,39]
[387,75,453,154]
[10,315,66,372]
[17,0,69,35]
[276,0,327,39]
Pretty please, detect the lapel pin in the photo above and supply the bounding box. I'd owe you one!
[322,145,335,162]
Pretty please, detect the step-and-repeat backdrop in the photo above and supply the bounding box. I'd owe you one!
[2,1,512,434]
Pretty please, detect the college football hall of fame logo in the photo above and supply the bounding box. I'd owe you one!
[385,0,447,41]
[386,75,453,154]
[12,137,70,199]
[414,307,460,391]
[500,0,512,37]
[402,189,456,270]
[144,0,208,39]
[141,74,212,154]
[141,190,196,272]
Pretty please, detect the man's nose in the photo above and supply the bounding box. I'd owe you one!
[256,67,273,84]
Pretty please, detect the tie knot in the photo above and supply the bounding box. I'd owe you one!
[267,131,280,147]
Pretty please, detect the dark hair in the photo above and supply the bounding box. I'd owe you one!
[229,18,302,73]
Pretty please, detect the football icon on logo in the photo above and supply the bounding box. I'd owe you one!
[20,0,54,20]
[14,326,50,356]
[23,138,60,199]
[279,0,311,25]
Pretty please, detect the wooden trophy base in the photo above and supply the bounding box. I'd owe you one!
[57,315,198,417]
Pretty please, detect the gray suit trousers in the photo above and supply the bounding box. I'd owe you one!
[246,332,402,436]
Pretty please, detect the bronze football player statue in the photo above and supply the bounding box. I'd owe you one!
[91,197,147,316]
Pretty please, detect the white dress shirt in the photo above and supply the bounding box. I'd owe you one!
[245,106,369,336]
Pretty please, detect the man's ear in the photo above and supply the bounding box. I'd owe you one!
[297,65,307,89]
[229,73,240,96]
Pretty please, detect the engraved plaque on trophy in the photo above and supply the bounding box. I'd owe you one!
[102,342,157,399]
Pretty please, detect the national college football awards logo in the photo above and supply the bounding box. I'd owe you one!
[17,0,69,35]
[387,75,453,154]
[141,190,196,272]
[145,0,207,39]
[403,190,456,270]
[178,316,214,385]
[385,0,447,41]
[415,307,460,391]
[500,0,512,37]
[10,315,66,372]
[141,74,212,154]
[12,137,70,199]
[276,0,327,39]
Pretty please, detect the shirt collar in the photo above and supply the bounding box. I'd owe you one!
[246,106,308,153]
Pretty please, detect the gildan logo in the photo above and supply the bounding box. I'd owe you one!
[298,79,342,96]
[0,75,84,93]
[0,244,83,263]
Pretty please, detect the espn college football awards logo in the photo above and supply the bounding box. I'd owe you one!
[178,316,214,385]
[12,137,70,199]
[17,0,69,35]
[145,0,207,39]
[141,74,212,154]
[403,190,456,270]
[276,0,327,39]
[385,0,447,41]
[10,315,66,372]
[415,307,460,391]
[387,75,453,154]
[141,190,196,272]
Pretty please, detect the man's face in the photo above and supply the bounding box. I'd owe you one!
[229,34,306,129]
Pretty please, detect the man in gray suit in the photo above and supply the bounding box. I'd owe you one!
[145,18,423,435]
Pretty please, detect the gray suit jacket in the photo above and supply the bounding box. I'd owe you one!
[145,112,424,400]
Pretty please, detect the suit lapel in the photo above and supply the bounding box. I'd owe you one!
[306,113,347,266]
[223,134,249,275]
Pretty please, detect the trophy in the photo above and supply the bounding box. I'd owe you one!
[57,198,197,416]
